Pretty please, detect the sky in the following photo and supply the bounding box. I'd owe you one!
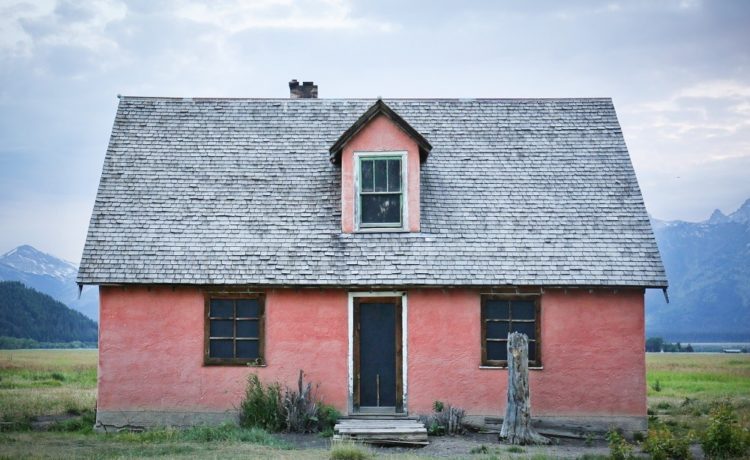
[1,0,749,262]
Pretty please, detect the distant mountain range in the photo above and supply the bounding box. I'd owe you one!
[647,198,750,342]
[0,281,97,343]
[0,245,98,321]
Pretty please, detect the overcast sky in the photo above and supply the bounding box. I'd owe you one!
[1,0,749,262]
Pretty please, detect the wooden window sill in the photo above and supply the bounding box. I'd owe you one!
[479,365,543,371]
[204,362,267,367]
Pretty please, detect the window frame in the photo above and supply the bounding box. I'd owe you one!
[204,292,266,366]
[354,151,408,231]
[480,295,541,368]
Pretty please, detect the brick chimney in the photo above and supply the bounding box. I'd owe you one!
[289,79,318,98]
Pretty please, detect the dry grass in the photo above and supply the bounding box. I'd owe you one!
[0,349,97,426]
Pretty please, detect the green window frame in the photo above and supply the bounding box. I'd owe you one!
[204,293,265,366]
[356,154,404,229]
[481,295,541,367]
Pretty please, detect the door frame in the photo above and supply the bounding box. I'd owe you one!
[348,291,407,415]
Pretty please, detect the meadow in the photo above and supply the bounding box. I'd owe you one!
[0,350,748,459]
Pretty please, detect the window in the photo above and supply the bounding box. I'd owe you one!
[481,296,541,367]
[357,154,404,229]
[205,294,265,365]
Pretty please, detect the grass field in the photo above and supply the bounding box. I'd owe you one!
[646,353,750,436]
[1,350,748,459]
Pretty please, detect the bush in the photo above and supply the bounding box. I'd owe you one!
[281,370,319,433]
[652,379,662,392]
[239,375,283,431]
[317,403,341,434]
[606,430,635,460]
[701,403,750,459]
[330,440,370,460]
[643,425,693,460]
[239,372,340,434]
[418,400,465,436]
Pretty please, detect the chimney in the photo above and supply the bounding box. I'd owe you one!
[289,79,318,98]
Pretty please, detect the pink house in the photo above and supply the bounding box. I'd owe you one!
[78,81,667,435]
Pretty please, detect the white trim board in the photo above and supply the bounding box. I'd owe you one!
[347,291,408,415]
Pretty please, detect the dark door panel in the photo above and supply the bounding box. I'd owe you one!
[359,302,396,407]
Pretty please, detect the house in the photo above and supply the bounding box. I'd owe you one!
[78,80,667,435]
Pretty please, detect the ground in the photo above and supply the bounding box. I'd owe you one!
[1,350,748,459]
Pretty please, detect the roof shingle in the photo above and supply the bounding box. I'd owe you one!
[77,97,667,288]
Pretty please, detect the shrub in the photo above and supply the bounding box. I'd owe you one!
[652,379,662,392]
[239,371,340,434]
[606,430,635,460]
[418,400,465,436]
[239,375,283,431]
[643,425,693,460]
[330,440,370,460]
[701,403,750,459]
[317,403,341,434]
[281,370,319,433]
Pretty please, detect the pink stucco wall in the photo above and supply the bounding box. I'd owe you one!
[340,114,421,233]
[98,286,645,420]
[407,288,646,417]
[98,287,349,412]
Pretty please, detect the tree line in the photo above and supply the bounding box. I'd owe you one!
[646,337,694,353]
[0,281,97,346]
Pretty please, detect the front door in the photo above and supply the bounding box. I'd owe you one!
[353,297,403,413]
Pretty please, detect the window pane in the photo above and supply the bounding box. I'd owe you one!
[361,194,401,224]
[487,341,507,361]
[210,320,233,337]
[209,339,233,358]
[374,159,388,192]
[511,300,536,320]
[210,299,234,317]
[387,159,401,192]
[236,320,259,338]
[236,299,259,318]
[486,320,509,339]
[236,340,259,359]
[484,300,509,320]
[361,160,374,192]
[511,321,536,340]
[528,341,537,362]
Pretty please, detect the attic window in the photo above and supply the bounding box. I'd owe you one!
[356,152,406,230]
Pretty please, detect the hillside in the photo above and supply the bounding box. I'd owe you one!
[0,281,97,343]
[647,198,750,341]
[0,245,99,321]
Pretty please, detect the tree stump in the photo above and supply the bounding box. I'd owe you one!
[500,332,550,445]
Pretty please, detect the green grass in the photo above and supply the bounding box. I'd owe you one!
[646,353,750,435]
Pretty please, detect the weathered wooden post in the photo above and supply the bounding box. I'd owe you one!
[500,332,550,445]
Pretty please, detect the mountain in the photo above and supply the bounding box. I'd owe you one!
[647,198,750,342]
[0,245,99,321]
[0,281,97,343]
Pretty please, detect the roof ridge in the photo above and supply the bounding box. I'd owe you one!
[117,96,614,102]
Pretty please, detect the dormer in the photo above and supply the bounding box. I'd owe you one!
[330,100,432,233]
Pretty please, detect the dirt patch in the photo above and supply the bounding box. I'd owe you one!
[279,431,614,458]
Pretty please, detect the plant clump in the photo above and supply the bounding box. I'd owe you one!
[701,403,750,459]
[239,371,340,434]
[418,400,465,436]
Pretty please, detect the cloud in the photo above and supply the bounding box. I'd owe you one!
[620,79,750,220]
[0,0,127,58]
[173,0,396,32]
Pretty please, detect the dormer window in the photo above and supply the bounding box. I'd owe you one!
[330,100,432,234]
[357,153,406,229]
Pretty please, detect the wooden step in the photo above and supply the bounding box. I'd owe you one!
[334,418,428,446]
